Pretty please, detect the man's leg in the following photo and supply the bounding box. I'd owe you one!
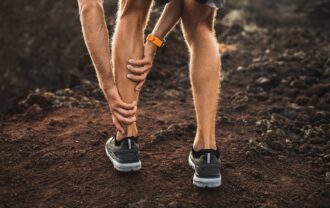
[112,0,152,140]
[181,1,221,150]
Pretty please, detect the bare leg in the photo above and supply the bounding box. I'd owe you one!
[181,1,221,150]
[112,0,152,140]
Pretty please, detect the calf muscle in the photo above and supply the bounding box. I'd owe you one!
[112,0,152,139]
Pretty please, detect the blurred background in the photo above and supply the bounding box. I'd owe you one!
[1,0,329,114]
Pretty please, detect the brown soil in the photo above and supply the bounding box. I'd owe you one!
[1,4,330,208]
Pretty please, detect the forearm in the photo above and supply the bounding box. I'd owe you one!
[152,0,184,39]
[78,0,114,91]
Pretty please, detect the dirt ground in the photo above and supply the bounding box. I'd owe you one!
[1,2,330,208]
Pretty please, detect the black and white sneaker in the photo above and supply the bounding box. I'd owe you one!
[188,148,221,188]
[105,136,141,172]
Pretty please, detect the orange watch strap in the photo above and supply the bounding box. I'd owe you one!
[146,34,165,48]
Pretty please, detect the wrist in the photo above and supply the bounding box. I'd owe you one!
[146,34,165,48]
[145,42,158,54]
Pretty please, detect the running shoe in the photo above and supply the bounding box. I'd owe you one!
[105,136,141,172]
[188,148,221,188]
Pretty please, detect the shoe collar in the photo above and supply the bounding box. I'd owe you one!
[192,147,220,159]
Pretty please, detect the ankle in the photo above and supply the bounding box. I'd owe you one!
[193,137,217,151]
[116,125,138,141]
[193,144,217,151]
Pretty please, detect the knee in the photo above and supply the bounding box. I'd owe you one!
[183,22,214,44]
[78,0,103,17]
[182,6,215,43]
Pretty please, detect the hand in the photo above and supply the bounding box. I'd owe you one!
[103,86,137,134]
[127,43,157,91]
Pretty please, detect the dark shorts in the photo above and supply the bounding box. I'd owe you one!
[155,0,224,9]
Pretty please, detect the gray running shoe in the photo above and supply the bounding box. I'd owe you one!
[188,148,221,188]
[105,136,141,172]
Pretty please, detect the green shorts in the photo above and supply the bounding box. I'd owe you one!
[155,0,224,9]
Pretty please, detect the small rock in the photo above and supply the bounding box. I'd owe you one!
[277,155,287,161]
[223,162,234,168]
[230,92,249,109]
[128,199,148,208]
[35,153,57,169]
[21,91,53,108]
[295,96,309,105]
[164,89,182,98]
[184,123,196,132]
[298,144,311,154]
[255,119,268,134]
[321,189,330,198]
[290,79,307,89]
[245,150,253,157]
[249,169,264,179]
[270,113,289,125]
[271,141,285,151]
[255,77,271,87]
[48,119,58,127]
[309,146,322,156]
[313,111,328,121]
[153,130,165,142]
[292,51,306,59]
[253,57,262,63]
[308,83,330,97]
[236,66,245,71]
[218,115,231,124]
[309,137,326,145]
[267,106,284,113]
[90,139,101,146]
[48,119,66,128]
[255,92,269,101]
[323,154,330,162]
[326,172,330,183]
[168,201,181,208]
[24,104,43,117]
[75,150,86,158]
[167,124,179,131]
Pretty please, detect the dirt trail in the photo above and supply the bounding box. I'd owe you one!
[1,9,330,208]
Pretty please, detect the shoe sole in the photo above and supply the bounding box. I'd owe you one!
[105,144,141,172]
[188,156,221,188]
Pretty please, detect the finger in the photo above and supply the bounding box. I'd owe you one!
[113,112,136,125]
[114,121,125,134]
[112,115,125,134]
[128,58,151,66]
[136,81,145,91]
[127,65,151,75]
[114,105,137,117]
[127,73,147,82]
[115,100,137,110]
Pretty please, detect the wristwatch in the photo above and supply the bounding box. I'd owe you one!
[146,34,165,48]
